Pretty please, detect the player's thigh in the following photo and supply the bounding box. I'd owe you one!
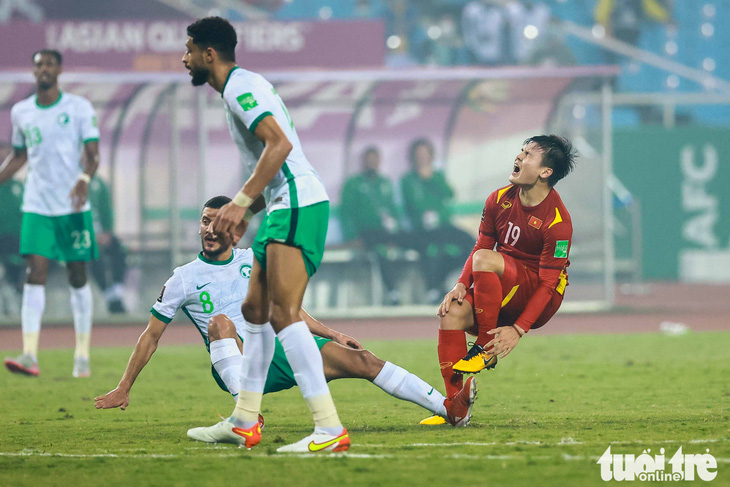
[266,242,309,308]
[321,342,384,381]
[442,291,478,335]
[472,248,505,276]
[57,211,99,263]
[497,256,540,324]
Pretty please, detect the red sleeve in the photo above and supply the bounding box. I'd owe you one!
[457,197,497,287]
[514,219,572,332]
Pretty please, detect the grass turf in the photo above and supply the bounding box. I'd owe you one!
[1,331,728,486]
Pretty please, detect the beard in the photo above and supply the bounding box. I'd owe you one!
[190,66,210,87]
[200,235,228,258]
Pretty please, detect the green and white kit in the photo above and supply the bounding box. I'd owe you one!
[11,92,100,261]
[222,67,330,275]
[150,248,329,395]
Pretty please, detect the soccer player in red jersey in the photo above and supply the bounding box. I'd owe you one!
[421,135,576,424]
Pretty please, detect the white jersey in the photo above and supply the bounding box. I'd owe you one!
[10,92,100,216]
[221,67,329,213]
[151,248,253,342]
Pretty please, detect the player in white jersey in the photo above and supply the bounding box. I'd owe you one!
[182,17,348,452]
[1,50,100,378]
[94,196,477,433]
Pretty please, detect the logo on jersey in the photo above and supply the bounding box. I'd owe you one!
[237,93,258,111]
[57,113,69,126]
[554,240,569,258]
[501,200,512,209]
[528,216,543,229]
[240,264,252,279]
[156,286,166,303]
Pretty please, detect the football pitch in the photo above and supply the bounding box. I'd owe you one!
[1,331,728,486]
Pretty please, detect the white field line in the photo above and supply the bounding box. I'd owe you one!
[2,450,729,463]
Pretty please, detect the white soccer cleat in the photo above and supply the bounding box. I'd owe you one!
[187,417,261,448]
[276,428,350,453]
[72,357,90,378]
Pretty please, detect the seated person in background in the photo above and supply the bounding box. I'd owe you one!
[401,138,475,304]
[0,142,25,314]
[340,146,411,305]
[88,176,127,314]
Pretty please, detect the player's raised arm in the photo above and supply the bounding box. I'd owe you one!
[94,315,169,410]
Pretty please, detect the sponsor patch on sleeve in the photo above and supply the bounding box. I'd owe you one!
[236,92,259,111]
[554,240,569,258]
[156,286,166,303]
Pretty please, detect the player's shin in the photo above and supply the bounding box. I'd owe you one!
[70,283,92,359]
[21,284,45,360]
[231,322,275,428]
[472,271,501,347]
[210,338,243,399]
[278,321,343,436]
[374,361,447,417]
[438,329,466,397]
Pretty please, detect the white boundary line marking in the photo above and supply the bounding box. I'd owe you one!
[2,450,728,462]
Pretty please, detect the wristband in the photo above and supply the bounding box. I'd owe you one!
[232,190,253,208]
[78,173,91,184]
[243,209,255,222]
[512,324,527,337]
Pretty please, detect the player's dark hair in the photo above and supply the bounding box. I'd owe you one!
[32,49,62,65]
[187,17,238,63]
[203,195,232,211]
[408,137,434,168]
[524,135,577,187]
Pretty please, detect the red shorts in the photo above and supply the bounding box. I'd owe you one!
[464,253,564,331]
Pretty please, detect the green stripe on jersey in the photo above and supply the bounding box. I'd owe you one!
[150,308,172,324]
[248,111,272,134]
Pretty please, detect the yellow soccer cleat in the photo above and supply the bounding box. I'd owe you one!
[419,415,448,425]
[452,343,498,374]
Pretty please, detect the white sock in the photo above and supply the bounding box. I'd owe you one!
[374,361,447,417]
[210,338,243,400]
[21,284,45,360]
[70,284,93,359]
[231,322,275,428]
[278,321,343,435]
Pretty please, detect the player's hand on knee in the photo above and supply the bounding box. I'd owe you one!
[437,283,467,317]
[94,387,130,410]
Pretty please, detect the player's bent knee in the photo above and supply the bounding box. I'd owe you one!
[472,249,503,273]
[439,302,474,332]
[268,302,298,329]
[241,299,267,324]
[208,314,237,341]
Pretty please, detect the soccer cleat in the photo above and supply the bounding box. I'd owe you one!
[419,415,448,425]
[452,343,497,374]
[72,357,90,378]
[187,417,262,449]
[4,353,40,377]
[276,428,350,453]
[444,376,477,427]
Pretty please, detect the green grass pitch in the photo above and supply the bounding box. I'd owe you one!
[1,331,728,486]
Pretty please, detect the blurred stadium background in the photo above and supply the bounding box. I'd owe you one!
[0,0,728,326]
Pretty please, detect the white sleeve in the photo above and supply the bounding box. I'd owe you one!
[223,77,278,135]
[79,99,100,144]
[10,106,25,149]
[150,270,187,323]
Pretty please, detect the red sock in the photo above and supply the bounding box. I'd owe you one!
[438,329,467,398]
[473,271,502,347]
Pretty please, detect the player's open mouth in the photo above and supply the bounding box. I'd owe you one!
[204,235,217,244]
[512,164,520,174]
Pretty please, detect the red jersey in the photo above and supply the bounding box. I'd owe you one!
[458,184,572,330]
